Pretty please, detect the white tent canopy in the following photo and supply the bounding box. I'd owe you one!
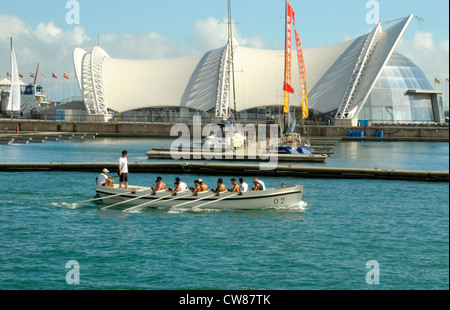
[0,78,28,87]
[0,78,11,86]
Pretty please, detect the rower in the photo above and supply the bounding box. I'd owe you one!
[169,181,181,194]
[212,178,226,194]
[198,179,209,192]
[252,177,266,191]
[190,180,202,195]
[152,176,167,194]
[97,168,117,188]
[229,178,240,193]
[175,177,188,191]
[239,178,248,193]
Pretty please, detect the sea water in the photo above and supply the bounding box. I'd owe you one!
[0,138,448,289]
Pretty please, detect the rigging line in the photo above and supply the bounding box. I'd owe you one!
[412,15,449,28]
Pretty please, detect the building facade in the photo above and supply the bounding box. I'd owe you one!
[73,15,444,125]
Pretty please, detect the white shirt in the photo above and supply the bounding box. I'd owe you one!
[118,157,128,173]
[97,173,108,186]
[179,181,188,191]
[240,182,249,192]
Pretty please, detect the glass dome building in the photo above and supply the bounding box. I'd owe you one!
[359,52,444,123]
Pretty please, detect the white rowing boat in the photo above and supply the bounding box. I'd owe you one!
[95,184,303,210]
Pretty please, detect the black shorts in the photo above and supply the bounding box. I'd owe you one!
[120,173,129,183]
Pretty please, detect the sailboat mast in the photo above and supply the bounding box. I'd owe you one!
[228,0,237,119]
[283,1,288,133]
[34,63,40,86]
[10,37,12,113]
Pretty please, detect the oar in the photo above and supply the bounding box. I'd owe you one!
[123,193,176,212]
[101,190,158,210]
[193,193,239,210]
[124,190,194,212]
[170,193,216,209]
[76,191,130,204]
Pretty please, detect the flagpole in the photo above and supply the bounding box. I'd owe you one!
[445,78,449,110]
[52,75,54,106]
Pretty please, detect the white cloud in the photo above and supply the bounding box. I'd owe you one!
[186,17,268,53]
[0,14,270,100]
[397,31,449,85]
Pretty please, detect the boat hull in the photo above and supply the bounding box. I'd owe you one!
[96,185,303,210]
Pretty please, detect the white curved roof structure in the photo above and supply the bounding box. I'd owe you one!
[73,15,414,119]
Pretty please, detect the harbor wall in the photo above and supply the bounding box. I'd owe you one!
[0,119,448,140]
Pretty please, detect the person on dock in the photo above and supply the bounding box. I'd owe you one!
[198,179,209,192]
[239,178,248,193]
[175,177,188,191]
[252,177,266,191]
[229,178,240,193]
[118,150,129,190]
[191,180,201,195]
[97,169,117,188]
[212,178,226,194]
[152,176,167,194]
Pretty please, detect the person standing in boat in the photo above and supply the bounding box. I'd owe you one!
[252,177,266,191]
[212,178,226,193]
[152,176,167,194]
[97,168,117,188]
[229,178,240,193]
[198,179,209,192]
[239,178,248,193]
[118,150,129,190]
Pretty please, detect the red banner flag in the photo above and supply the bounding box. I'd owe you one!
[64,73,69,79]
[294,29,309,119]
[283,82,295,94]
[283,1,295,113]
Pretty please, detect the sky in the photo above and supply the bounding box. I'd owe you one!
[0,0,449,100]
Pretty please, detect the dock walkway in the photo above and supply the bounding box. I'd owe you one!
[0,162,447,182]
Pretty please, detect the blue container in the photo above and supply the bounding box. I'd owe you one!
[348,131,353,137]
[376,131,384,138]
[358,120,369,127]
[360,131,364,137]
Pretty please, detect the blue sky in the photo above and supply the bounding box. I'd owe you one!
[1,0,449,99]
[3,0,449,48]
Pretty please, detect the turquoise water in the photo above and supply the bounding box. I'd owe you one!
[0,137,448,171]
[0,139,448,289]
